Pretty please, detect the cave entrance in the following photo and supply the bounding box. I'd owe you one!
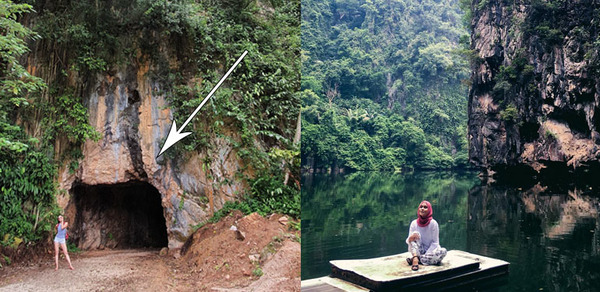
[71,181,168,249]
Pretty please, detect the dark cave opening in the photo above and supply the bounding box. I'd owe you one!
[519,121,540,143]
[550,109,591,137]
[71,181,168,249]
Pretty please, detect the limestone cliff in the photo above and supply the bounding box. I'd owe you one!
[468,0,600,181]
[30,55,247,249]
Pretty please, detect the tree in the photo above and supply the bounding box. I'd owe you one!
[0,0,58,246]
[0,0,45,153]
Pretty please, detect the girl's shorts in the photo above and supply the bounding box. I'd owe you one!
[54,238,66,244]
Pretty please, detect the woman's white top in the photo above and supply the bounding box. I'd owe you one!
[405,218,440,254]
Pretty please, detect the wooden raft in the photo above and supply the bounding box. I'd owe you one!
[302,250,509,291]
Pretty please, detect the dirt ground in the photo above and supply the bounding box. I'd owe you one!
[0,211,300,291]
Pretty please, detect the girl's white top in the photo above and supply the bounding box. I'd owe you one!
[405,218,440,254]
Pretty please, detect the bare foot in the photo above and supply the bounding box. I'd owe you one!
[69,266,74,270]
[55,266,58,271]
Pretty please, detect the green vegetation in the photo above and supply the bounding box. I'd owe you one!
[193,190,299,231]
[500,104,519,123]
[301,0,471,171]
[521,0,567,48]
[522,1,600,77]
[67,241,81,253]
[0,0,61,246]
[544,129,557,140]
[252,266,263,277]
[288,220,300,231]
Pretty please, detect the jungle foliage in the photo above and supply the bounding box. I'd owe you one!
[0,0,61,246]
[301,0,471,171]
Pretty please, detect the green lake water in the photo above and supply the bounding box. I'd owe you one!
[301,171,600,291]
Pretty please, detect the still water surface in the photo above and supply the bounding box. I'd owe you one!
[301,171,600,291]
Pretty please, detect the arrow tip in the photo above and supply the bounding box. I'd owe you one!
[157,121,192,157]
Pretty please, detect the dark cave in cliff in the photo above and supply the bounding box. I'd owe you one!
[70,182,168,249]
[519,121,540,143]
[551,109,591,137]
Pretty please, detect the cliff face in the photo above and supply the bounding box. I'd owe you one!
[36,57,247,249]
[63,63,245,249]
[468,0,600,179]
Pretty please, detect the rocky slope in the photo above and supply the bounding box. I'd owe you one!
[468,0,600,181]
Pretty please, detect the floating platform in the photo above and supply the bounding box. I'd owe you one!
[301,250,509,291]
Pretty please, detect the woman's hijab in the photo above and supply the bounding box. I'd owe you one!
[417,200,433,227]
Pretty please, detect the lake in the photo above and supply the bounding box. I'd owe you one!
[301,171,600,291]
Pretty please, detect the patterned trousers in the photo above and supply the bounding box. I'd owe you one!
[408,240,447,265]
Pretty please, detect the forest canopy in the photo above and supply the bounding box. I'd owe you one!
[301,0,471,171]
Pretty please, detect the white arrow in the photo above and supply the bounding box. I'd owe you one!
[157,50,248,157]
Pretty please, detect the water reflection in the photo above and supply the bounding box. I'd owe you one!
[302,171,600,291]
[468,185,600,291]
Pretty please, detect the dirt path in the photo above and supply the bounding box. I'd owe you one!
[0,212,300,291]
[0,250,174,292]
[0,243,300,291]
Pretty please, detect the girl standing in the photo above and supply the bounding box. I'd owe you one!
[54,215,74,270]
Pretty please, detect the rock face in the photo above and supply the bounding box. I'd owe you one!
[51,62,247,249]
[23,51,248,249]
[468,0,600,180]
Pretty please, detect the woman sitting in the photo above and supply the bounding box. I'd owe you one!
[406,200,447,271]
